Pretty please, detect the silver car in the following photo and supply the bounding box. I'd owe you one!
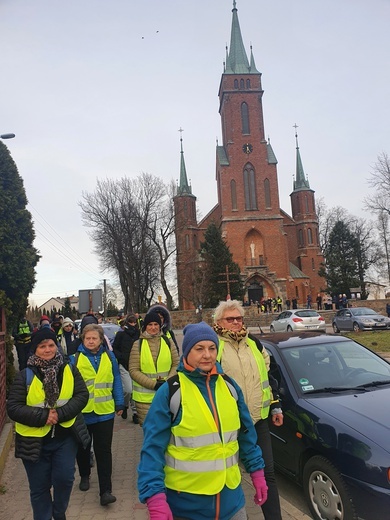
[270,309,326,333]
[332,307,390,332]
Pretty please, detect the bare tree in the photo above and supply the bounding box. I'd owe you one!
[365,152,390,214]
[79,174,175,312]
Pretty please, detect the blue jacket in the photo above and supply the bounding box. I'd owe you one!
[70,344,124,425]
[138,358,264,520]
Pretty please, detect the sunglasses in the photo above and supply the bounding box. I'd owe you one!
[223,316,243,323]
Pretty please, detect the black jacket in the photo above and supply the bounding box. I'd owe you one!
[7,361,90,462]
[112,325,140,370]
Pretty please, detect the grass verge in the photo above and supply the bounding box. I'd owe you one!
[343,331,390,352]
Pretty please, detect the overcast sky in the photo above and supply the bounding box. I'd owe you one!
[1,0,389,308]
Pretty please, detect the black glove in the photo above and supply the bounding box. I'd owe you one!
[154,380,165,391]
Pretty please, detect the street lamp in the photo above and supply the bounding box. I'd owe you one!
[0,133,15,139]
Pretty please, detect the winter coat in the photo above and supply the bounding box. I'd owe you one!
[138,358,264,520]
[6,361,90,462]
[112,325,140,370]
[129,331,179,424]
[217,332,280,424]
[71,343,125,425]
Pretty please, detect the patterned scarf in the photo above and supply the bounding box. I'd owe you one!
[27,350,64,408]
[213,323,248,343]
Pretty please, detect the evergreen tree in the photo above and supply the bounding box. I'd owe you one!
[199,223,243,308]
[0,141,39,326]
[320,220,360,297]
[0,141,39,390]
[63,297,72,317]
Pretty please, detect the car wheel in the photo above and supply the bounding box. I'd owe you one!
[303,455,358,520]
[353,322,360,332]
[270,325,275,332]
[332,322,340,333]
[286,325,293,332]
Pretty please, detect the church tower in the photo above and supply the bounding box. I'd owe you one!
[215,1,290,303]
[173,133,199,310]
[290,129,324,297]
[173,1,325,310]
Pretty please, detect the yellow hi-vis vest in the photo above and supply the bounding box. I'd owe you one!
[164,372,241,494]
[218,337,271,419]
[15,365,76,437]
[76,351,115,415]
[132,338,172,403]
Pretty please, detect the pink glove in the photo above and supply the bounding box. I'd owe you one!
[146,493,173,520]
[250,469,268,506]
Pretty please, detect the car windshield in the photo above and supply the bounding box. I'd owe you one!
[294,310,320,318]
[281,339,390,393]
[351,308,377,316]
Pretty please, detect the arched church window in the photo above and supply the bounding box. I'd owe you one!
[244,165,258,210]
[246,79,251,89]
[241,102,250,134]
[234,79,238,89]
[264,178,271,208]
[240,78,244,89]
[185,234,190,250]
[308,228,313,244]
[231,179,237,210]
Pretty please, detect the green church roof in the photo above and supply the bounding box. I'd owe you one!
[225,1,260,75]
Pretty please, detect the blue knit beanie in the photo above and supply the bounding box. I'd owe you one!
[182,322,219,358]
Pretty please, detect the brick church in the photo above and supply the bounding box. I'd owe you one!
[174,1,325,311]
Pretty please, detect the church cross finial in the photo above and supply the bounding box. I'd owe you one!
[293,123,299,147]
[233,0,237,9]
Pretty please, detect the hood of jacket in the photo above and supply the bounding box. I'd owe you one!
[146,305,172,331]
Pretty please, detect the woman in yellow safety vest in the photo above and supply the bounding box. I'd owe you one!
[6,327,90,520]
[129,310,179,425]
[213,300,284,520]
[72,323,125,507]
[138,321,268,520]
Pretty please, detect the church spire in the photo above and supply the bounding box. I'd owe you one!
[227,1,259,74]
[177,128,193,196]
[293,124,310,191]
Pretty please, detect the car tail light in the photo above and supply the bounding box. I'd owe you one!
[387,468,390,484]
[318,316,325,321]
[292,318,303,323]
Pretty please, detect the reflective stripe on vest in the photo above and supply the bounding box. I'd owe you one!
[76,351,115,414]
[164,373,241,495]
[15,365,76,437]
[218,337,271,419]
[133,338,172,403]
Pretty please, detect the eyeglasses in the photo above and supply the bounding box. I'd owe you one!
[223,316,243,323]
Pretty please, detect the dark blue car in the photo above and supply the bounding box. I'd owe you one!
[260,332,390,520]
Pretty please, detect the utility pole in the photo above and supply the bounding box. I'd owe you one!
[218,265,238,300]
[103,279,107,321]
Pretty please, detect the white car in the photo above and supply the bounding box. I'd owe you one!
[270,309,326,333]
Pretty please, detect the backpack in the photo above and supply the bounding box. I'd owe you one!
[167,373,238,422]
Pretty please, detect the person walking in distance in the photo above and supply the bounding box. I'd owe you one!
[213,300,284,520]
[72,324,125,507]
[129,311,179,426]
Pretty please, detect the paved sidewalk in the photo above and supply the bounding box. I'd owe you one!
[0,414,311,520]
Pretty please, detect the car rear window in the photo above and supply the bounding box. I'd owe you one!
[295,310,320,318]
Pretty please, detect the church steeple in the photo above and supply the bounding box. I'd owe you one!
[177,129,193,196]
[226,1,259,74]
[293,125,310,191]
